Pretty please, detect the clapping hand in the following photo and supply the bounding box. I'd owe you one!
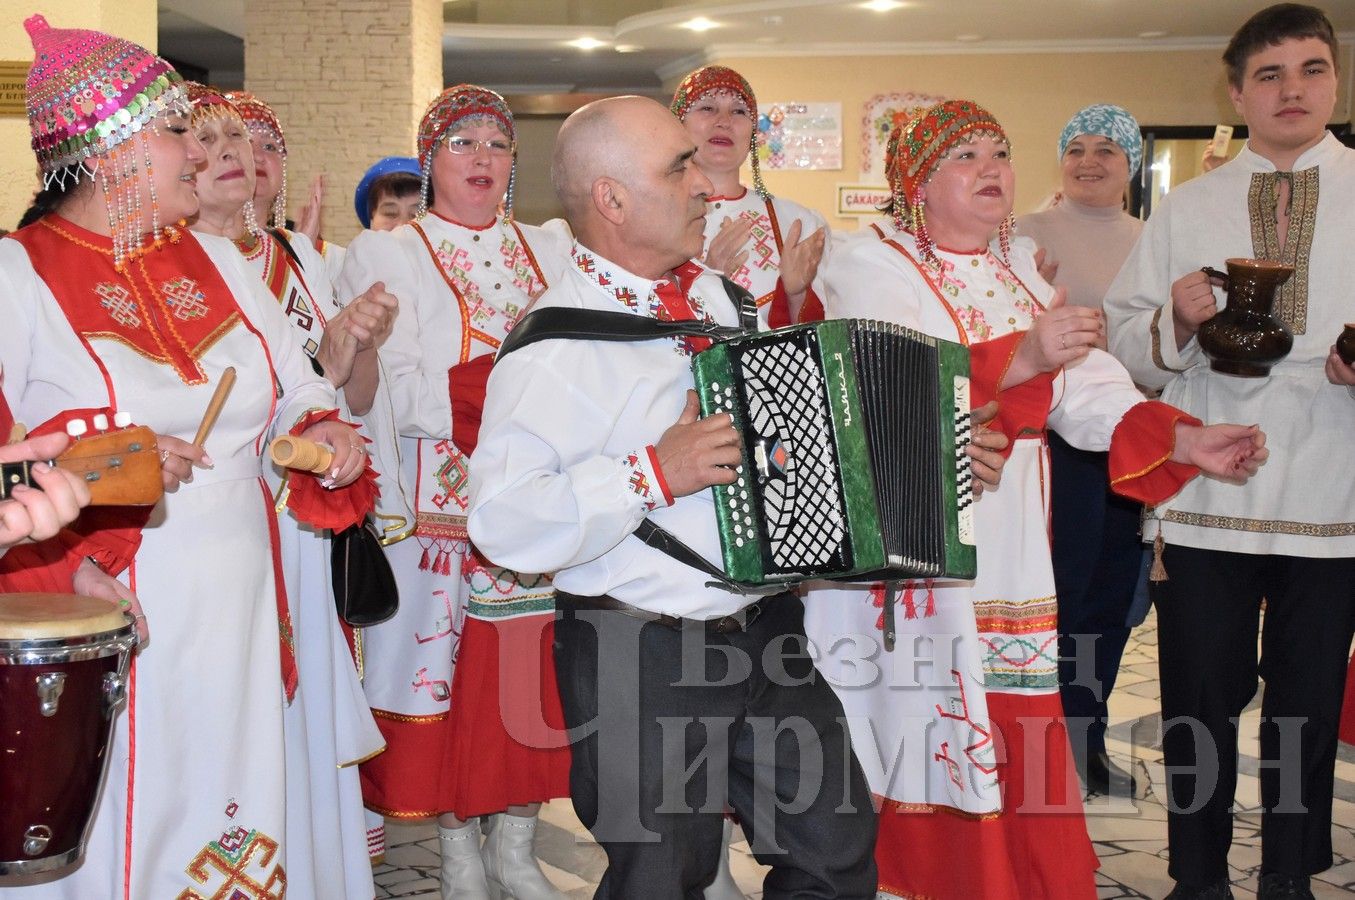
[1003,287,1103,388]
[779,219,826,298]
[703,216,753,276]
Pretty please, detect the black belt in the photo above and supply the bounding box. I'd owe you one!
[556,591,772,634]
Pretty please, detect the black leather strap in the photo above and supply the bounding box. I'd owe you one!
[633,519,783,595]
[496,274,756,361]
[268,228,304,272]
[496,307,744,360]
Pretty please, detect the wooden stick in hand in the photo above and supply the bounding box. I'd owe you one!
[269,435,333,474]
[192,367,237,448]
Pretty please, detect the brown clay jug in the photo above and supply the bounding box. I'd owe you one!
[1335,324,1355,365]
[1196,258,1294,377]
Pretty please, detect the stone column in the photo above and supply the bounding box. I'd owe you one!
[0,1,158,229]
[244,0,442,246]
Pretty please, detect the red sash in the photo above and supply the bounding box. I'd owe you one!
[11,217,243,386]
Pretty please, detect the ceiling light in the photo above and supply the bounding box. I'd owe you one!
[1138,30,1169,39]
[567,36,608,50]
[860,0,906,11]
[680,17,720,32]
[613,44,641,53]
[955,33,984,42]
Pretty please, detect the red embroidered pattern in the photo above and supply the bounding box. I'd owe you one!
[622,449,659,512]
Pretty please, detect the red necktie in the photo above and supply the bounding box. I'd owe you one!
[654,263,712,353]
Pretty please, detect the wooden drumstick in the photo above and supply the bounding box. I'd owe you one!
[192,367,236,448]
[269,435,333,474]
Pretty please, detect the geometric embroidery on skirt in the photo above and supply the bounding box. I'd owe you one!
[177,826,286,900]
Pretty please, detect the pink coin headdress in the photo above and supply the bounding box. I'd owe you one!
[23,13,190,268]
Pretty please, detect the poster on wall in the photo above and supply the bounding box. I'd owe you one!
[757,101,842,171]
[860,91,946,181]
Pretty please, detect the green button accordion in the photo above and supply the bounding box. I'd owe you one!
[692,319,976,585]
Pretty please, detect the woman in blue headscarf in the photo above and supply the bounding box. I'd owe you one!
[1016,103,1147,798]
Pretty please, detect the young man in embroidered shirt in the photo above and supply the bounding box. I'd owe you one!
[1105,6,1355,898]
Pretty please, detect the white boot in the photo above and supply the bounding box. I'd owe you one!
[703,818,748,900]
[481,813,565,900]
[438,820,493,900]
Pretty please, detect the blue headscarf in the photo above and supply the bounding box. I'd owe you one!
[1058,104,1142,178]
[354,156,422,229]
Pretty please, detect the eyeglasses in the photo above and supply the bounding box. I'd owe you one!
[445,137,515,157]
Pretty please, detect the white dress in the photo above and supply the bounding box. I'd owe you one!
[806,230,1170,898]
[238,227,384,900]
[0,219,335,898]
[337,212,569,827]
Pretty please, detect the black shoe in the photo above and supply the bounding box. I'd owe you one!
[1164,878,1233,899]
[1257,872,1314,899]
[1080,748,1138,796]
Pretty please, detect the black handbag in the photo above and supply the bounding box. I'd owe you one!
[331,516,399,627]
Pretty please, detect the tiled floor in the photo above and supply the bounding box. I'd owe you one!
[373,610,1355,899]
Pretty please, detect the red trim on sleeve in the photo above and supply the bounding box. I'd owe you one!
[969,333,1055,458]
[1108,400,1202,505]
[645,445,674,507]
[766,279,792,329]
[798,284,825,324]
[283,408,380,531]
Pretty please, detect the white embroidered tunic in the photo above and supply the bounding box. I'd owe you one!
[469,245,760,620]
[1106,133,1355,557]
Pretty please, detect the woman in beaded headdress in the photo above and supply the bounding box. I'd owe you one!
[0,14,369,898]
[805,99,1268,900]
[337,83,573,900]
[224,90,342,283]
[670,64,830,327]
[184,80,396,900]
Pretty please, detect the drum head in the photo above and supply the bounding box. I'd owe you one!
[0,594,127,640]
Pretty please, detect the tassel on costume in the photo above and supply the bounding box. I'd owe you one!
[902,584,918,620]
[1149,532,1168,582]
[418,544,432,571]
[923,580,937,617]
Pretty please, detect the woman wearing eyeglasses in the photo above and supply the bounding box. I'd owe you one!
[338,84,572,900]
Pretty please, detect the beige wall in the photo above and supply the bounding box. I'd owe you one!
[245,0,442,246]
[702,45,1355,233]
[0,2,157,229]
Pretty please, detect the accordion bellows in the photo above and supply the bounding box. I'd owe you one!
[694,319,976,585]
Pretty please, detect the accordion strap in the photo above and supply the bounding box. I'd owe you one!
[634,519,784,596]
[497,276,757,360]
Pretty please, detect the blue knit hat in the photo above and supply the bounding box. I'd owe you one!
[1058,104,1142,177]
[354,156,422,228]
